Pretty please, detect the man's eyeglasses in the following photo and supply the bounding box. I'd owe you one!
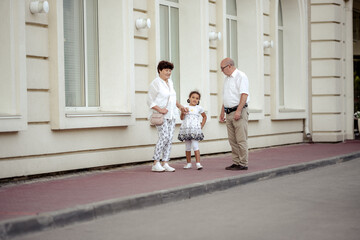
[221,65,230,71]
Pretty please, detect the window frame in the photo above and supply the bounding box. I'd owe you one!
[0,0,27,132]
[159,0,180,102]
[147,0,211,122]
[226,14,238,67]
[48,0,135,130]
[270,0,308,120]
[226,0,238,67]
[63,0,100,109]
[223,0,265,121]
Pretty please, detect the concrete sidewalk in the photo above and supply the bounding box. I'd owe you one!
[1,141,360,239]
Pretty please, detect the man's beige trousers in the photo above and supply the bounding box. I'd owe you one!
[225,107,249,167]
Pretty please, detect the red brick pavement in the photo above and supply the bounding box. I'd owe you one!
[0,140,359,222]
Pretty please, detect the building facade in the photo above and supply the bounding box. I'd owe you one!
[0,0,355,179]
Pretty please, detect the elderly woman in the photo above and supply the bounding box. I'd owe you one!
[147,60,186,172]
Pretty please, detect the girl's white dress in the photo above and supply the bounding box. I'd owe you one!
[178,105,204,141]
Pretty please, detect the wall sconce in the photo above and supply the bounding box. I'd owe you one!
[30,0,49,14]
[209,31,221,41]
[135,18,151,30]
[263,40,274,48]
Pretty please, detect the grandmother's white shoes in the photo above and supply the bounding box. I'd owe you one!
[152,162,165,172]
[163,162,175,172]
[151,161,176,172]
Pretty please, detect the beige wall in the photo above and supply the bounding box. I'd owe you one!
[311,0,354,141]
[0,0,354,179]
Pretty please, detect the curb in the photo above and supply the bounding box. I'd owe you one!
[1,151,360,240]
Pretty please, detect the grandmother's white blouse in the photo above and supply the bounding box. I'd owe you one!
[147,77,179,120]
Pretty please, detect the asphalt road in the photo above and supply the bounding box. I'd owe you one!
[17,158,360,240]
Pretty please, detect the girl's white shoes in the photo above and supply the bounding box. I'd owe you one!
[183,163,192,169]
[183,163,203,170]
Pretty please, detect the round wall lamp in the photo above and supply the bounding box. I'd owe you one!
[30,0,49,14]
[263,40,274,48]
[135,18,151,30]
[209,31,221,41]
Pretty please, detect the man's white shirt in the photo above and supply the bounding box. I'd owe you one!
[223,69,250,108]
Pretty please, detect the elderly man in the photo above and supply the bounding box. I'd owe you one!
[219,58,250,170]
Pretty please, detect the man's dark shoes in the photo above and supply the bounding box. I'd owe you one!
[225,164,237,170]
[234,165,248,170]
[225,164,248,170]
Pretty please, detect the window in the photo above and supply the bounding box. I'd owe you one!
[226,0,238,67]
[0,0,27,132]
[225,0,265,120]
[63,0,99,108]
[271,0,308,119]
[159,0,180,101]
[49,0,135,129]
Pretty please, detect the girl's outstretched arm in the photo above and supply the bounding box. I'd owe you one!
[176,101,188,114]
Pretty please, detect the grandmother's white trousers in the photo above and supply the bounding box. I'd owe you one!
[153,119,176,162]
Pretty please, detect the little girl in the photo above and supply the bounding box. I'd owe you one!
[178,91,207,170]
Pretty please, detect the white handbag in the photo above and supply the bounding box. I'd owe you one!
[150,113,164,126]
[150,96,170,126]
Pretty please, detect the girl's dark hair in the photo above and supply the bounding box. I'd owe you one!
[187,91,201,105]
[157,60,174,73]
[189,91,201,99]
